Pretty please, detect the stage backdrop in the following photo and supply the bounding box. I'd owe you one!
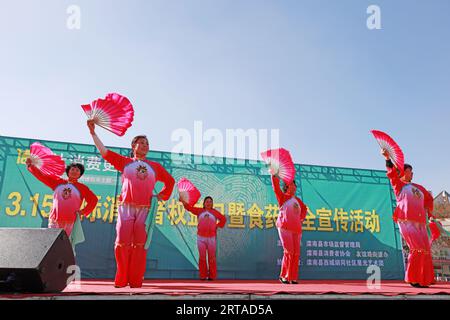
[0,135,404,280]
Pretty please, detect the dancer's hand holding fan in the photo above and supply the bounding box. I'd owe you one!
[82,93,134,137]
[371,130,405,177]
[177,178,201,206]
[260,148,296,185]
[429,220,442,244]
[26,142,66,177]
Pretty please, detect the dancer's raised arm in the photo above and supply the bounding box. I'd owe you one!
[87,119,107,156]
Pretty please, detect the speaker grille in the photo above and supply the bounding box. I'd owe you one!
[0,228,75,293]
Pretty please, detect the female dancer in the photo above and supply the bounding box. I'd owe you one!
[180,196,226,280]
[26,160,98,238]
[381,149,435,287]
[271,175,307,284]
[88,120,175,288]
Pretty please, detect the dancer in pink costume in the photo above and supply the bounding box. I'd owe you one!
[382,149,435,287]
[180,196,226,280]
[26,160,98,237]
[271,175,307,284]
[88,120,175,288]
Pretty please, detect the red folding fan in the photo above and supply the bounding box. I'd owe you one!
[82,93,134,136]
[260,148,296,185]
[371,130,405,176]
[177,178,201,206]
[29,142,66,177]
[429,220,441,244]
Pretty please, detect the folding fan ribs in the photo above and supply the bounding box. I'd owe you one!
[260,148,296,185]
[82,93,134,136]
[371,130,405,176]
[177,178,201,206]
[29,142,66,177]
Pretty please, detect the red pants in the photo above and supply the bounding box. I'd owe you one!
[197,236,217,280]
[398,221,435,286]
[114,204,149,288]
[48,219,74,237]
[278,228,302,281]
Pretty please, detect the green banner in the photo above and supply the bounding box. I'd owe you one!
[0,135,404,279]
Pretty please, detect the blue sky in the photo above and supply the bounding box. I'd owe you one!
[1,0,449,194]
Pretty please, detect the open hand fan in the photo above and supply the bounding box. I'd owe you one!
[29,142,66,177]
[260,148,296,185]
[177,178,201,206]
[371,130,405,176]
[429,221,441,243]
[82,93,134,136]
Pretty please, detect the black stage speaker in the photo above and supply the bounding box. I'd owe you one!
[0,228,75,293]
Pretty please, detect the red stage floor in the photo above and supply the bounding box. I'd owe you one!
[1,280,450,299]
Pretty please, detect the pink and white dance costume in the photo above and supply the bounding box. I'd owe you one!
[27,164,98,237]
[386,160,435,286]
[271,176,307,283]
[102,150,175,288]
[181,202,227,280]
